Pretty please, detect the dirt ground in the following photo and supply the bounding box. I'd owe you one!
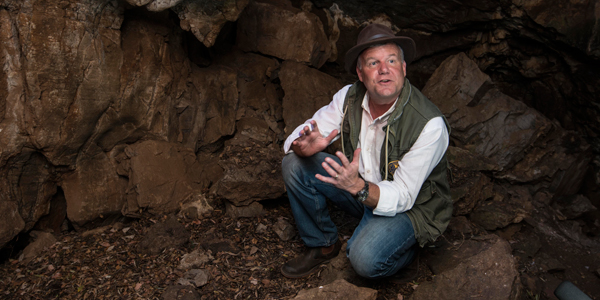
[0,199,425,300]
[1,193,599,300]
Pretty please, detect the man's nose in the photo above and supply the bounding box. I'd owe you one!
[378,63,390,74]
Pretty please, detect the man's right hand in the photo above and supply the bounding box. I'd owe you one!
[290,120,338,157]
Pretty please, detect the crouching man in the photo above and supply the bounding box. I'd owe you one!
[280,23,452,279]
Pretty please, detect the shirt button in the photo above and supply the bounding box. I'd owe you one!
[367,170,371,174]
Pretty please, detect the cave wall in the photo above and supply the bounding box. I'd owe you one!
[0,0,598,249]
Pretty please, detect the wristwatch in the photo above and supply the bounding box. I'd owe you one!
[354,180,369,203]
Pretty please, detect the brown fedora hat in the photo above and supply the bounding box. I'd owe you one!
[345,23,416,74]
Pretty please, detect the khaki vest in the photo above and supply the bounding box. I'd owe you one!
[340,79,453,247]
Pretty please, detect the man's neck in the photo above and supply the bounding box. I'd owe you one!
[368,96,398,120]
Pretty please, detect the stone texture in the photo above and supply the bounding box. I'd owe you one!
[423,53,591,195]
[416,234,521,300]
[120,140,205,217]
[225,201,265,219]
[173,0,249,47]
[280,60,343,133]
[273,217,295,241]
[214,133,285,206]
[61,146,127,226]
[178,249,212,270]
[177,269,209,287]
[470,185,533,231]
[293,279,377,300]
[237,0,332,68]
[553,194,597,219]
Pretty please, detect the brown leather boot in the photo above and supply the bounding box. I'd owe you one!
[280,240,342,278]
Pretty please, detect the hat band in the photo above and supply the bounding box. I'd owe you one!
[368,33,391,41]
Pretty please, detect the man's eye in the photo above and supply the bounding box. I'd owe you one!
[389,59,395,64]
[370,61,377,66]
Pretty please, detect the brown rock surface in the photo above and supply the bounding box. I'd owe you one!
[292,279,377,300]
[237,0,332,68]
[280,60,343,133]
[416,235,520,300]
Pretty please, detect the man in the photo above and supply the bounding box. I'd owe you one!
[280,23,452,279]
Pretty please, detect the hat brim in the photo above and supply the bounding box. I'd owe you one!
[345,36,416,75]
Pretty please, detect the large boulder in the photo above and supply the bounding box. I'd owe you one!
[120,140,208,217]
[423,53,591,196]
[237,0,332,68]
[61,146,127,226]
[415,234,521,300]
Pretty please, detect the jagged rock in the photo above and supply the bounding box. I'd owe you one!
[447,146,500,172]
[417,234,520,300]
[19,231,57,264]
[470,185,533,231]
[161,285,201,300]
[516,0,600,58]
[423,53,591,196]
[553,194,597,220]
[173,0,249,47]
[177,194,214,222]
[120,140,206,217]
[255,223,268,234]
[237,0,332,68]
[293,279,377,300]
[137,215,190,255]
[225,201,265,219]
[177,269,209,288]
[279,60,343,133]
[178,249,212,270]
[215,134,284,206]
[451,172,494,216]
[147,0,185,12]
[273,217,295,241]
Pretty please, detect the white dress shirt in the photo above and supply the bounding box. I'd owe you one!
[284,84,449,216]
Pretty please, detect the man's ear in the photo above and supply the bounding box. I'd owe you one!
[356,65,363,82]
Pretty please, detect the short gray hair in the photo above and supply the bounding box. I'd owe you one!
[356,43,405,70]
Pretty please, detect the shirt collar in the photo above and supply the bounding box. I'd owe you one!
[361,93,399,122]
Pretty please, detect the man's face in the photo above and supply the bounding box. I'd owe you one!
[356,43,407,105]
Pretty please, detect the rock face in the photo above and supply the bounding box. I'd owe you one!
[237,0,332,68]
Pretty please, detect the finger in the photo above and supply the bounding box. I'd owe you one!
[315,173,336,184]
[335,150,351,168]
[324,129,339,143]
[321,160,341,177]
[351,148,361,166]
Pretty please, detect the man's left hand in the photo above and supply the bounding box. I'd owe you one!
[316,149,364,195]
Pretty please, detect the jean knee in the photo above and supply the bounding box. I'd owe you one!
[348,249,381,279]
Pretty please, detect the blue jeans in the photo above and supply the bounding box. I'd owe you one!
[282,152,418,278]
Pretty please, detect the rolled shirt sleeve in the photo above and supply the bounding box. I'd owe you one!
[373,116,449,216]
